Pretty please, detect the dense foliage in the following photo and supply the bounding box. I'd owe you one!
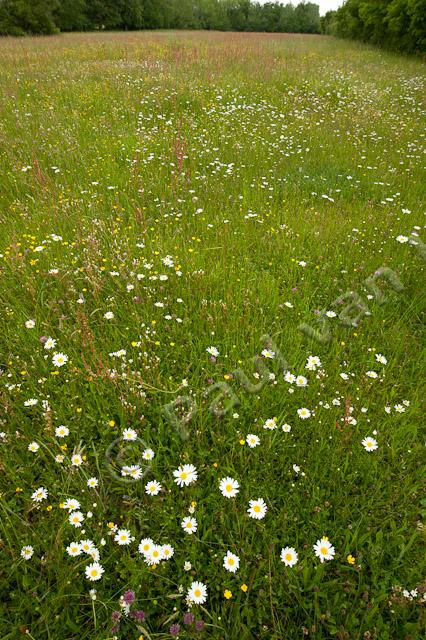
[321,0,426,53]
[0,0,321,36]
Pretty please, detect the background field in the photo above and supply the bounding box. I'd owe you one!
[0,31,425,640]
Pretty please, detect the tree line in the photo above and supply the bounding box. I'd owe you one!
[0,0,321,36]
[321,0,426,53]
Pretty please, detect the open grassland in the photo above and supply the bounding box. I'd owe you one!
[0,31,425,640]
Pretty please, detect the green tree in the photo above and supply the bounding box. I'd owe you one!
[55,0,88,31]
[0,0,59,35]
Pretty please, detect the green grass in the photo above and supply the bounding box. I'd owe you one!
[0,30,425,640]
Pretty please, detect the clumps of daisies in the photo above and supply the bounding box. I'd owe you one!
[65,538,105,582]
[279,536,336,567]
[138,538,174,566]
[384,399,410,414]
[61,497,93,529]
[120,446,155,480]
[389,585,426,608]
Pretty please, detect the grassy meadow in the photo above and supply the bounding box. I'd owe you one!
[0,30,425,640]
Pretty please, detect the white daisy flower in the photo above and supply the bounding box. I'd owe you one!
[142,448,155,460]
[55,425,69,438]
[297,408,311,419]
[223,550,240,573]
[71,454,83,467]
[28,442,39,453]
[263,417,277,430]
[52,352,68,367]
[43,337,57,350]
[362,436,378,452]
[187,581,207,604]
[122,428,137,441]
[68,511,84,527]
[138,538,154,556]
[80,539,95,554]
[85,562,104,581]
[375,353,387,365]
[306,355,322,370]
[21,545,34,560]
[31,487,48,502]
[247,498,267,520]
[181,516,197,534]
[145,480,162,496]
[246,434,260,448]
[365,371,378,379]
[63,498,80,511]
[219,476,240,498]
[114,529,133,545]
[280,546,298,567]
[206,346,219,357]
[66,542,82,557]
[313,537,335,563]
[162,544,174,560]
[173,464,198,487]
[146,545,164,565]
[87,477,98,488]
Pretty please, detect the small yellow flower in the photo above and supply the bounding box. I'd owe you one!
[15,487,23,493]
[191,501,197,508]
[107,522,115,529]
[108,420,115,427]
[347,554,355,565]
[213,462,218,468]
[241,584,248,592]
[46,505,53,511]
[239,439,245,445]
[76,408,82,413]
[224,589,232,599]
